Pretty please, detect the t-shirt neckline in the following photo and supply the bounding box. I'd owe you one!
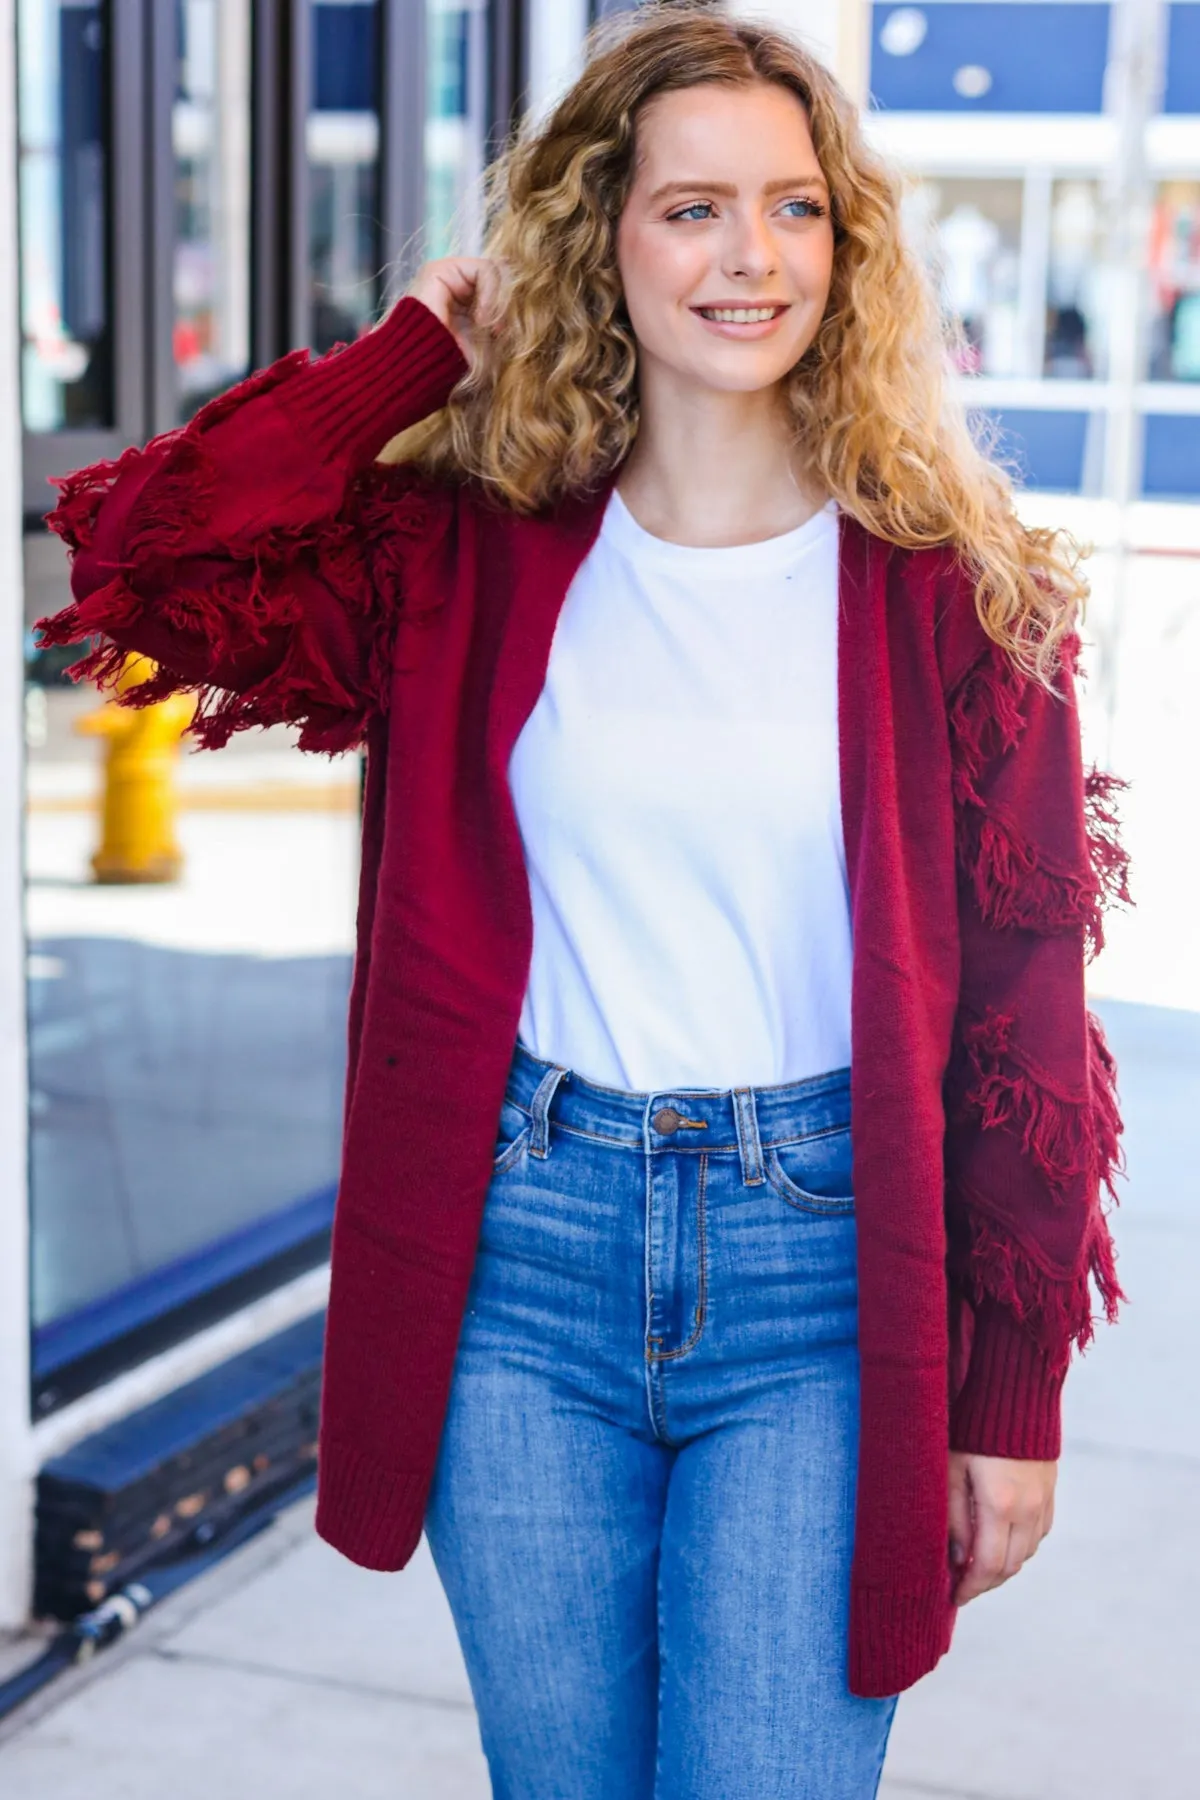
[603,486,838,576]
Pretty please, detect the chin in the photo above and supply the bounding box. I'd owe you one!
[687,354,803,395]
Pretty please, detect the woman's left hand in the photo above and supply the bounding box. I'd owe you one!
[948,1451,1057,1604]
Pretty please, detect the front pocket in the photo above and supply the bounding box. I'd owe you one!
[491,1096,532,1175]
[764,1125,855,1215]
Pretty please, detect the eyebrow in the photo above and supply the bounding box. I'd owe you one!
[647,174,830,203]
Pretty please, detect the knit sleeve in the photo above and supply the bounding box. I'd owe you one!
[941,617,1132,1460]
[34,297,469,754]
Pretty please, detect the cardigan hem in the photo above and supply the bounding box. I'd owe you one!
[848,1582,957,1698]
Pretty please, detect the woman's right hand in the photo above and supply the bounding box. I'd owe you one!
[407,257,505,368]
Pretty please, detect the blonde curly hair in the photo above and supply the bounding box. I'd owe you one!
[384,1,1088,681]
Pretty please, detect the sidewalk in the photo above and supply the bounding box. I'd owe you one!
[0,996,1196,1798]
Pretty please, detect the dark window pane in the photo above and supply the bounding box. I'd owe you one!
[17,0,113,430]
[308,0,381,354]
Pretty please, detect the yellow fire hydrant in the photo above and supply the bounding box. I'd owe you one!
[74,654,198,884]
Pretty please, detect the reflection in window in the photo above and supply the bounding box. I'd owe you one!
[425,0,488,259]
[17,0,112,431]
[174,0,252,422]
[1044,180,1103,380]
[904,177,1023,377]
[25,665,360,1401]
[1148,181,1200,381]
[307,0,382,355]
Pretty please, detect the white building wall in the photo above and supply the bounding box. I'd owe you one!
[726,0,870,100]
[0,0,34,1635]
[524,0,591,124]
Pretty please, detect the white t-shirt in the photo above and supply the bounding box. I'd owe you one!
[508,486,852,1093]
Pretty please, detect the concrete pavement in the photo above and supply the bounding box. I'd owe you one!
[0,995,1195,1799]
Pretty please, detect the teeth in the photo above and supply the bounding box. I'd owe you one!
[701,307,780,323]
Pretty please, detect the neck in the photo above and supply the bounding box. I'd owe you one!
[615,360,825,548]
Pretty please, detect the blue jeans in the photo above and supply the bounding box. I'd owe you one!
[424,1039,899,1800]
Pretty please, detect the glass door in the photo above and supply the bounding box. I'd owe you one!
[21,0,363,1416]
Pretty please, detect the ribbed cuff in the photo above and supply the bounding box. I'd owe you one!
[949,1299,1065,1459]
[313,1437,431,1571]
[275,296,469,469]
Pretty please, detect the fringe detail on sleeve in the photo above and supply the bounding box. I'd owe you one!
[44,349,313,555]
[948,637,1132,959]
[36,577,165,692]
[944,635,1130,1374]
[1083,766,1135,925]
[945,1184,1125,1376]
[947,1003,1127,1371]
[954,1006,1125,1204]
[947,634,1029,804]
[38,354,447,754]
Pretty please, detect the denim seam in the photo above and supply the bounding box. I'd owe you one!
[642,1137,664,1441]
[653,1529,666,1800]
[647,1151,708,1365]
[871,1696,902,1795]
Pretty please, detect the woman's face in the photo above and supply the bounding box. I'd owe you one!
[615,81,835,398]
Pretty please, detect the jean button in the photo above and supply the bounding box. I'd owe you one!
[653,1106,681,1133]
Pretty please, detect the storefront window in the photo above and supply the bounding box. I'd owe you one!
[1044,179,1104,379]
[17,0,113,432]
[173,0,253,421]
[23,2,364,1414]
[425,0,489,258]
[307,0,382,354]
[25,675,359,1409]
[903,176,1024,376]
[1147,180,1200,381]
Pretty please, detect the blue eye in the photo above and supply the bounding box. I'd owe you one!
[781,199,826,219]
[667,202,714,222]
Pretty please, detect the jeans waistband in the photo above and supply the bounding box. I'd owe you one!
[505,1037,851,1188]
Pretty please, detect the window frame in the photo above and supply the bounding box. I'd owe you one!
[22,0,502,521]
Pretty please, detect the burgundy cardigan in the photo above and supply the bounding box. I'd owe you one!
[37,297,1129,1697]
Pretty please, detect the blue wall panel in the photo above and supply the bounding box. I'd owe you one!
[1142,414,1200,497]
[870,4,1112,113]
[976,407,1091,489]
[1164,5,1200,113]
[314,2,377,113]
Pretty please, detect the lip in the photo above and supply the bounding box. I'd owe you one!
[690,302,792,340]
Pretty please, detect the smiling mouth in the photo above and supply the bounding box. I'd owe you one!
[694,304,790,323]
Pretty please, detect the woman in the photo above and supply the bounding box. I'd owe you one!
[37,7,1129,1796]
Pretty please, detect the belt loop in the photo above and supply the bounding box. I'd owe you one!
[529,1061,570,1158]
[732,1087,765,1186]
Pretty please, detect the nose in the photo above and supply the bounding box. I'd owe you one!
[722,209,779,282]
